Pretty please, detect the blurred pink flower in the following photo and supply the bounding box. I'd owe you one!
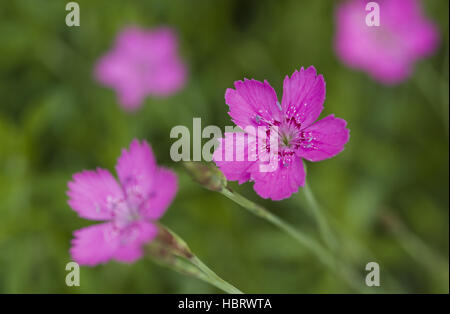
[95,26,187,111]
[67,139,177,265]
[213,67,350,201]
[334,0,439,84]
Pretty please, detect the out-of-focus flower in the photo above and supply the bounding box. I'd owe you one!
[213,66,349,201]
[95,27,187,111]
[334,0,439,84]
[67,139,177,265]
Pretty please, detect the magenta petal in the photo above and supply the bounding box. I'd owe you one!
[144,27,180,61]
[281,66,326,128]
[213,132,257,184]
[67,168,123,221]
[225,79,281,129]
[113,221,158,263]
[143,28,187,97]
[116,139,157,199]
[334,0,439,85]
[146,59,187,97]
[94,52,147,111]
[114,27,148,56]
[116,80,147,111]
[297,114,350,162]
[141,167,178,220]
[251,156,306,201]
[94,26,186,111]
[382,0,440,58]
[401,16,440,59]
[114,27,179,62]
[70,223,119,266]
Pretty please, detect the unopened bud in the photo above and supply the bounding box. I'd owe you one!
[145,224,193,263]
[183,162,227,192]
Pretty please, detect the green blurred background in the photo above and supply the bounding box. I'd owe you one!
[0,0,448,293]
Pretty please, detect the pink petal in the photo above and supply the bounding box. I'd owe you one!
[114,26,178,60]
[251,156,306,201]
[94,26,186,111]
[296,114,350,162]
[115,139,157,200]
[70,223,119,266]
[281,66,326,128]
[383,0,439,58]
[137,27,187,96]
[140,167,178,220]
[67,168,123,221]
[333,0,412,84]
[398,2,440,58]
[94,52,147,110]
[115,27,178,61]
[115,27,148,56]
[225,79,282,129]
[213,132,258,184]
[145,58,187,97]
[145,27,180,60]
[334,0,439,85]
[113,221,158,263]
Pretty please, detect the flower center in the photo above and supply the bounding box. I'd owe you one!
[256,116,317,166]
[276,118,302,151]
[107,185,145,230]
[280,130,296,148]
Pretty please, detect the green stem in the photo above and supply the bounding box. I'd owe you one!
[148,254,243,294]
[146,224,244,294]
[302,183,338,251]
[221,187,334,268]
[220,187,367,292]
[413,62,449,134]
[381,212,449,290]
[190,256,244,294]
[328,215,407,293]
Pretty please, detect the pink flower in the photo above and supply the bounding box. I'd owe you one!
[213,67,349,201]
[334,0,439,84]
[95,26,187,111]
[67,139,177,265]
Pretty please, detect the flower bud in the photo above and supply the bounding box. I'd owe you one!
[145,224,193,263]
[183,162,227,192]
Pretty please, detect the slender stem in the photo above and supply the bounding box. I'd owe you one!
[146,224,244,294]
[327,215,407,293]
[220,187,367,292]
[298,177,404,292]
[148,254,243,294]
[413,62,449,134]
[381,212,449,289]
[220,187,334,268]
[190,256,244,294]
[302,182,338,251]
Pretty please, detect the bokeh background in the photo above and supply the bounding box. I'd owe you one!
[0,0,448,293]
